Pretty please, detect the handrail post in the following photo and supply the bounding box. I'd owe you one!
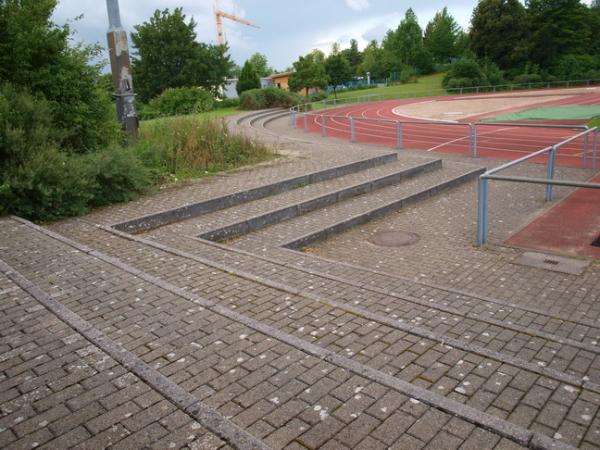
[290,110,296,127]
[350,117,356,143]
[396,122,403,149]
[470,124,477,157]
[593,128,598,170]
[545,146,557,201]
[583,132,589,168]
[320,114,327,137]
[477,177,489,246]
[303,113,308,131]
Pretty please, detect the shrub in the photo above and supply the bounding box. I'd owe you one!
[442,57,490,89]
[82,147,152,207]
[239,87,301,110]
[309,91,328,102]
[553,54,600,81]
[512,73,543,85]
[0,148,93,221]
[149,87,214,117]
[398,66,418,84]
[239,89,267,110]
[0,83,54,174]
[215,98,240,109]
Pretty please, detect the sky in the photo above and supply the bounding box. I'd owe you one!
[52,0,592,72]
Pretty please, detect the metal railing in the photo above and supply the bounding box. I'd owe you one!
[476,127,599,246]
[290,77,600,115]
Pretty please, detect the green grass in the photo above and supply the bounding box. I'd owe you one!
[135,114,276,182]
[588,116,600,129]
[332,73,445,100]
[140,107,239,126]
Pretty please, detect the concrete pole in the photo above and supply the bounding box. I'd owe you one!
[106,0,138,136]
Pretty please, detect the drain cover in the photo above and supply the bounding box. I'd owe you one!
[514,252,589,275]
[368,231,420,247]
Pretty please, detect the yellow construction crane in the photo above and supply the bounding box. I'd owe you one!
[214,0,259,45]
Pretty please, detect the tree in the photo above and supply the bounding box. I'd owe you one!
[131,8,233,102]
[385,9,423,67]
[236,60,260,95]
[359,40,389,80]
[247,53,272,77]
[470,0,531,70]
[527,0,594,69]
[341,39,362,75]
[424,7,461,63]
[0,0,117,152]
[325,46,352,98]
[289,50,328,98]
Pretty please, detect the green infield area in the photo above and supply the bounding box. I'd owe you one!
[484,105,600,122]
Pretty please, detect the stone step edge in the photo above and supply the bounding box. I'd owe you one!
[12,217,573,450]
[234,108,282,125]
[283,167,486,250]
[112,152,398,234]
[88,218,600,392]
[0,257,269,450]
[249,109,290,128]
[277,246,600,332]
[199,159,442,242]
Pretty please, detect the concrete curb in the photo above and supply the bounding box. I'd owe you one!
[199,159,442,242]
[112,153,398,233]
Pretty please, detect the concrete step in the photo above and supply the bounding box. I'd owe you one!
[227,161,485,250]
[150,157,442,242]
[114,152,398,234]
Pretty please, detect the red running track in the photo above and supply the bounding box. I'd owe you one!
[295,92,600,168]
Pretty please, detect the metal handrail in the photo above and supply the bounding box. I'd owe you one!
[476,127,599,246]
[290,77,600,114]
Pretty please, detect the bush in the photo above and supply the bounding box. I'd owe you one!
[553,54,600,81]
[149,87,214,117]
[0,148,93,220]
[0,83,54,173]
[239,87,301,110]
[236,60,261,95]
[239,89,267,110]
[512,73,543,85]
[309,91,328,102]
[83,147,152,207]
[398,66,417,84]
[215,98,240,109]
[443,57,485,89]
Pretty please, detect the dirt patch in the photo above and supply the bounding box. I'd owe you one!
[393,95,574,122]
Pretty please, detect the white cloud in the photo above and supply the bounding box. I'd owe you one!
[345,0,370,12]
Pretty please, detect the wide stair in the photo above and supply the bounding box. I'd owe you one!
[34,153,600,449]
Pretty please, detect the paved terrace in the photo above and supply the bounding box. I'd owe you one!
[0,110,599,449]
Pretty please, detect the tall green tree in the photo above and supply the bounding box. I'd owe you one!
[325,45,352,98]
[385,9,423,67]
[359,40,387,79]
[131,8,233,102]
[470,0,531,70]
[236,60,260,95]
[527,0,594,68]
[289,50,328,98]
[0,0,117,152]
[424,7,461,63]
[341,39,363,75]
[247,53,272,77]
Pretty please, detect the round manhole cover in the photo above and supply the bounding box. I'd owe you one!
[368,231,420,247]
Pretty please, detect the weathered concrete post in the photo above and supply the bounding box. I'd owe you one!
[106,0,138,136]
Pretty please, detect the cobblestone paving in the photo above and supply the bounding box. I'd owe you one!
[2,110,599,449]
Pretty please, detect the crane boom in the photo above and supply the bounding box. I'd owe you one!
[214,0,259,45]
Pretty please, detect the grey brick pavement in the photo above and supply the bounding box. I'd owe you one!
[1,109,599,449]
